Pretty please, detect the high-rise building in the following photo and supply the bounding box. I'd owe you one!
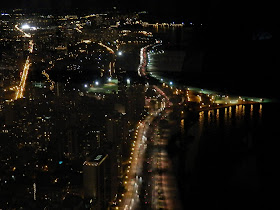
[4,104,15,126]
[83,154,108,209]
[126,84,145,122]
[106,115,128,203]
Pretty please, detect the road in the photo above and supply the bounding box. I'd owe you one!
[138,45,150,77]
[151,114,182,210]
[14,27,34,100]
[116,34,268,208]
[138,43,161,77]
[118,107,182,210]
[116,42,182,210]
[14,24,31,38]
[138,109,182,210]
[118,114,155,210]
[14,56,31,100]
[118,38,263,209]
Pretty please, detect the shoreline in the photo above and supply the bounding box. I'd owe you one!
[197,101,262,112]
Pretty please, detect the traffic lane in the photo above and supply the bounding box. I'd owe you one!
[120,113,159,209]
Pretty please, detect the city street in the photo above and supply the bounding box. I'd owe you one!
[118,107,182,210]
[149,114,182,210]
[14,56,31,100]
[117,43,182,209]
[13,27,34,100]
[118,114,154,209]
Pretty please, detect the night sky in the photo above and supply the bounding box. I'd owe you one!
[1,0,275,26]
[0,0,274,22]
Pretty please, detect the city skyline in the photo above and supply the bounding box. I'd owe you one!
[0,5,277,210]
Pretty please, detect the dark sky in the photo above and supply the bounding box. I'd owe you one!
[0,0,198,22]
[1,0,275,24]
[1,0,153,10]
[0,1,165,12]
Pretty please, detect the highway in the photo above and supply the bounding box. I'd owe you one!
[118,115,154,210]
[14,27,34,100]
[117,39,267,209]
[14,24,32,38]
[136,109,182,210]
[14,56,31,100]
[137,45,150,77]
[138,43,161,77]
[117,41,181,210]
[118,107,182,210]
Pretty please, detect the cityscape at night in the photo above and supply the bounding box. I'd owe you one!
[0,1,277,210]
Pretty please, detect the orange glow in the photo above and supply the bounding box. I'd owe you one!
[15,56,31,100]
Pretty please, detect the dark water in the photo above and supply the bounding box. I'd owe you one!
[148,26,277,100]
[147,26,279,209]
[148,24,278,210]
[174,103,279,210]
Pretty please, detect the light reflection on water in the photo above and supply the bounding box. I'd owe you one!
[183,103,264,188]
[198,111,204,134]
[184,103,265,187]
[180,119,185,134]
[216,109,219,126]
[194,104,263,142]
[259,104,262,120]
[178,101,280,210]
[250,104,254,120]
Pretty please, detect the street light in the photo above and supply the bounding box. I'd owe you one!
[117,51,123,56]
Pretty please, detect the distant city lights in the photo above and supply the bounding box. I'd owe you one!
[21,24,37,30]
[0,8,271,210]
[21,24,30,30]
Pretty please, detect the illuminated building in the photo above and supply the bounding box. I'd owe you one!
[83,154,108,209]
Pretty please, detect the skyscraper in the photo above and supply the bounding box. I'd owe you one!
[83,154,108,209]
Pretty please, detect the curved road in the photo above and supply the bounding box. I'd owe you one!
[117,42,182,210]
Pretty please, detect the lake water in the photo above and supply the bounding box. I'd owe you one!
[147,26,278,100]
[148,26,278,210]
[170,102,279,210]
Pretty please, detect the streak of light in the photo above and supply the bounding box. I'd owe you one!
[42,70,55,91]
[15,24,31,38]
[15,56,31,100]
[98,42,115,54]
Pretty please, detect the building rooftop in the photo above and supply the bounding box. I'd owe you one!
[83,154,108,167]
